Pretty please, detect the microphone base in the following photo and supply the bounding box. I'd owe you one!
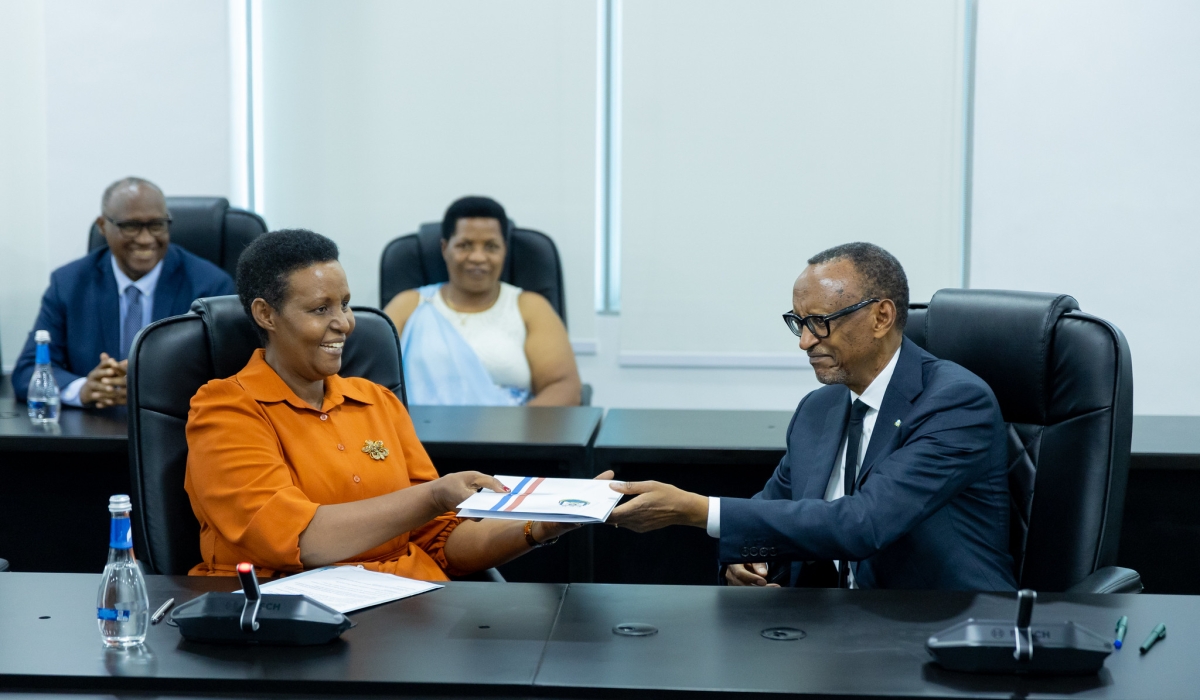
[171,592,352,645]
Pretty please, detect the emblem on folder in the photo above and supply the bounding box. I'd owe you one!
[362,440,389,461]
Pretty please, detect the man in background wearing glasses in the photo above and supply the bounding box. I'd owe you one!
[609,242,1015,591]
[12,177,234,408]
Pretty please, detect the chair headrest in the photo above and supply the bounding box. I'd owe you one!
[166,197,228,266]
[191,296,262,379]
[380,220,567,325]
[924,289,1079,425]
[89,196,230,263]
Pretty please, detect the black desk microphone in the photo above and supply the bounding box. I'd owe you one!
[926,589,1112,674]
[236,562,261,632]
[171,562,352,645]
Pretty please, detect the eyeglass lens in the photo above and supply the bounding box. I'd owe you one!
[117,220,169,237]
[784,314,829,338]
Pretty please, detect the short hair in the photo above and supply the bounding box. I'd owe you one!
[236,229,340,342]
[807,242,909,330]
[441,196,509,241]
[101,177,163,214]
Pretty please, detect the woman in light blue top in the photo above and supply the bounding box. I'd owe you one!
[384,197,581,406]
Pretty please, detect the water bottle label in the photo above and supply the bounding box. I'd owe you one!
[35,344,50,365]
[109,518,133,550]
[28,400,45,410]
[97,607,131,621]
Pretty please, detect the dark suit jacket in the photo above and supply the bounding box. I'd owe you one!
[12,245,234,401]
[719,337,1016,591]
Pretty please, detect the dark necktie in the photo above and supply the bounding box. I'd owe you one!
[121,287,143,360]
[838,398,870,588]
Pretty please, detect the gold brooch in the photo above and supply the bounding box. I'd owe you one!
[362,440,389,461]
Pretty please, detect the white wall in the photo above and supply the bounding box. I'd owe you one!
[0,0,50,369]
[41,0,234,264]
[4,0,1200,414]
[618,0,969,362]
[971,0,1200,414]
[0,0,235,369]
[259,0,598,340]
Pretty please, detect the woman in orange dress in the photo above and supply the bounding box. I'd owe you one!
[184,229,607,578]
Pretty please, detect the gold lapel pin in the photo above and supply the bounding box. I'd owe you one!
[362,440,389,461]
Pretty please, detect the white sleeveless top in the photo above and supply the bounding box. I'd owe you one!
[430,282,531,391]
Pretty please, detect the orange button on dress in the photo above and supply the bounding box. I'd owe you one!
[184,349,462,579]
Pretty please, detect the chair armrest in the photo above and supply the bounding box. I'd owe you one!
[0,558,9,572]
[1065,566,1142,594]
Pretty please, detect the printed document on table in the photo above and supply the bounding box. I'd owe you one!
[456,475,624,523]
[243,565,442,613]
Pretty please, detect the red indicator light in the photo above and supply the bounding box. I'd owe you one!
[237,562,253,574]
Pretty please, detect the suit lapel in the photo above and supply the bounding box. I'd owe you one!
[801,388,851,499]
[96,252,120,356]
[857,338,925,487]
[152,245,185,321]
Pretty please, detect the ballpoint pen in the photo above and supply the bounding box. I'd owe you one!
[150,597,175,625]
[1140,623,1166,654]
[1114,615,1127,649]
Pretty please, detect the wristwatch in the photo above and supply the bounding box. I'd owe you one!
[524,521,559,548]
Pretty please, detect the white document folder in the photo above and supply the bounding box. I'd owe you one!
[456,475,624,523]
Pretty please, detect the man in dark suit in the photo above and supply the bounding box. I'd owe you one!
[609,242,1015,591]
[12,177,234,407]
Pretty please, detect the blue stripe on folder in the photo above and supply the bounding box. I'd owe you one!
[489,476,533,511]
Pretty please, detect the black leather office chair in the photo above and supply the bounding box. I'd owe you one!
[126,295,502,581]
[89,197,266,280]
[906,291,1140,593]
[380,221,591,405]
[379,222,567,323]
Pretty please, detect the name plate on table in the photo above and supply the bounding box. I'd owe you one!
[457,476,623,523]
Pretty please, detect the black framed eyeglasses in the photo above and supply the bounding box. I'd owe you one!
[105,216,172,238]
[783,298,880,339]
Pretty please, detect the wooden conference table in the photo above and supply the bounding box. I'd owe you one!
[0,571,1196,699]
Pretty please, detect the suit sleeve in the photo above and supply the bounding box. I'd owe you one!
[210,270,236,296]
[12,275,84,401]
[719,379,1000,563]
[747,399,805,503]
[189,260,235,300]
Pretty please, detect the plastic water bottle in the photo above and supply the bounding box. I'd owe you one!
[27,330,60,424]
[97,495,149,648]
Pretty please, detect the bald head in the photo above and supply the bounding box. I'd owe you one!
[101,177,165,218]
[97,176,170,281]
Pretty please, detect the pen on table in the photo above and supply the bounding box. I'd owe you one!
[1114,615,1127,649]
[150,598,175,625]
[1139,623,1166,654]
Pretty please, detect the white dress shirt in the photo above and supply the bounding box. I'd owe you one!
[706,345,903,567]
[60,257,163,406]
